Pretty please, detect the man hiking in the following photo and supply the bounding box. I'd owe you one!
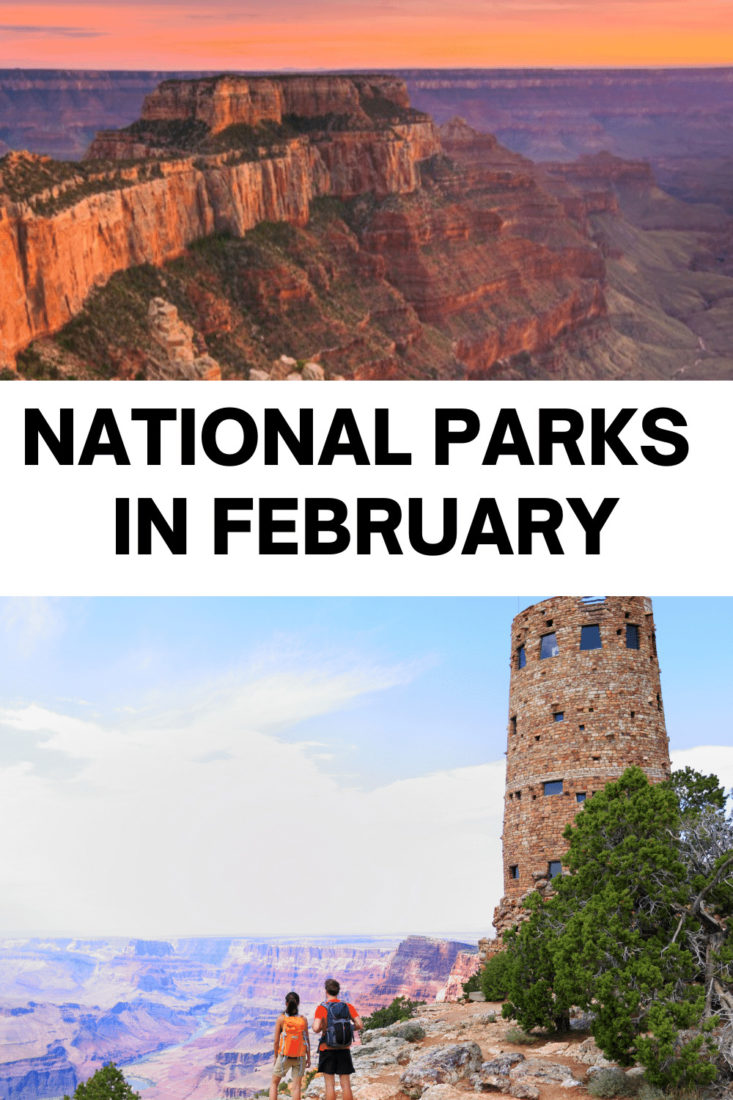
[312,978,363,1100]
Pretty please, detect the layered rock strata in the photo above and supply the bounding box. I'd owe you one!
[0,75,613,377]
[0,75,439,369]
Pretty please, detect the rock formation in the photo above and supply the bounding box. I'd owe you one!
[0,1042,77,1100]
[435,953,481,1003]
[371,937,478,1003]
[147,297,221,379]
[0,73,610,377]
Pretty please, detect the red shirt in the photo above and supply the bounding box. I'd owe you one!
[315,999,358,1051]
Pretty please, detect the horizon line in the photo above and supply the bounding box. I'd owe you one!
[2,63,733,75]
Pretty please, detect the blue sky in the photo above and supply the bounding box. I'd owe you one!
[0,597,730,937]
[0,597,729,787]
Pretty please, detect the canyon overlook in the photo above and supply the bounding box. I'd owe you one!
[1,71,732,379]
[0,934,478,1100]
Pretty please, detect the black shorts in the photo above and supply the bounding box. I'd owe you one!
[318,1049,354,1076]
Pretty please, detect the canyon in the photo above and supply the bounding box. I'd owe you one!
[0,934,477,1100]
[1,70,732,379]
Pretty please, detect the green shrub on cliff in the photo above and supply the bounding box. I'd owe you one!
[462,948,512,1001]
[362,996,424,1030]
[496,766,732,1090]
[64,1062,140,1099]
[480,948,513,1001]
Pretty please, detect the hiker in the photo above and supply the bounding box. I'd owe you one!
[270,990,311,1100]
[312,978,364,1100]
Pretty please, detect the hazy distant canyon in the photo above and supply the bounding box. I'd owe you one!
[0,934,476,1100]
[1,68,732,379]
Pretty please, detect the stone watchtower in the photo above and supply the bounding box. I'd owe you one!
[491,596,671,940]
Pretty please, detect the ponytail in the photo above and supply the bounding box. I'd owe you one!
[284,991,300,1016]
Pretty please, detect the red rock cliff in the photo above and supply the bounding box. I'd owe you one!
[0,75,439,368]
[138,73,411,132]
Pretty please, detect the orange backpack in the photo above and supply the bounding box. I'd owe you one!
[280,1015,307,1058]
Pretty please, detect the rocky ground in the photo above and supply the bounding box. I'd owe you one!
[302,1002,622,1100]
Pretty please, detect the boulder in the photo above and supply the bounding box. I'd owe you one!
[352,1035,412,1071]
[481,1054,525,1075]
[302,361,325,380]
[270,358,297,379]
[472,1072,511,1092]
[399,1042,483,1098]
[362,1021,426,1044]
[509,1083,540,1100]
[575,1037,615,1068]
[472,1055,525,1094]
[512,1058,579,1081]
[533,1043,570,1056]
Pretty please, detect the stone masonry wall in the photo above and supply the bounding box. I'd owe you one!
[493,596,671,937]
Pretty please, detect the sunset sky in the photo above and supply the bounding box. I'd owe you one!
[1,0,732,70]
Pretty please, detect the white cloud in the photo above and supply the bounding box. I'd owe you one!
[671,745,733,796]
[0,598,64,657]
[5,667,725,942]
[0,667,503,939]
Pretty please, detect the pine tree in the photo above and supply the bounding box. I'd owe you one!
[64,1063,141,1100]
[499,766,732,1089]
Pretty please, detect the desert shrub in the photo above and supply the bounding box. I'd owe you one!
[635,1084,665,1100]
[587,1068,637,1097]
[504,1025,536,1045]
[362,996,424,1030]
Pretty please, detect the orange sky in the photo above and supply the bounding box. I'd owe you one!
[1,1,732,69]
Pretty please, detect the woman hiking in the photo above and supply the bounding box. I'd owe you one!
[270,990,311,1100]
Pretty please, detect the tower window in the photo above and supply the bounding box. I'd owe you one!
[626,624,640,649]
[553,711,564,722]
[548,860,562,878]
[517,645,526,669]
[510,865,519,879]
[540,632,559,659]
[580,624,602,650]
[510,715,517,734]
[579,724,585,731]
[544,779,563,796]
[515,790,522,800]
[576,792,587,803]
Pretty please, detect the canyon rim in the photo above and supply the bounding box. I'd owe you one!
[2,69,733,380]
